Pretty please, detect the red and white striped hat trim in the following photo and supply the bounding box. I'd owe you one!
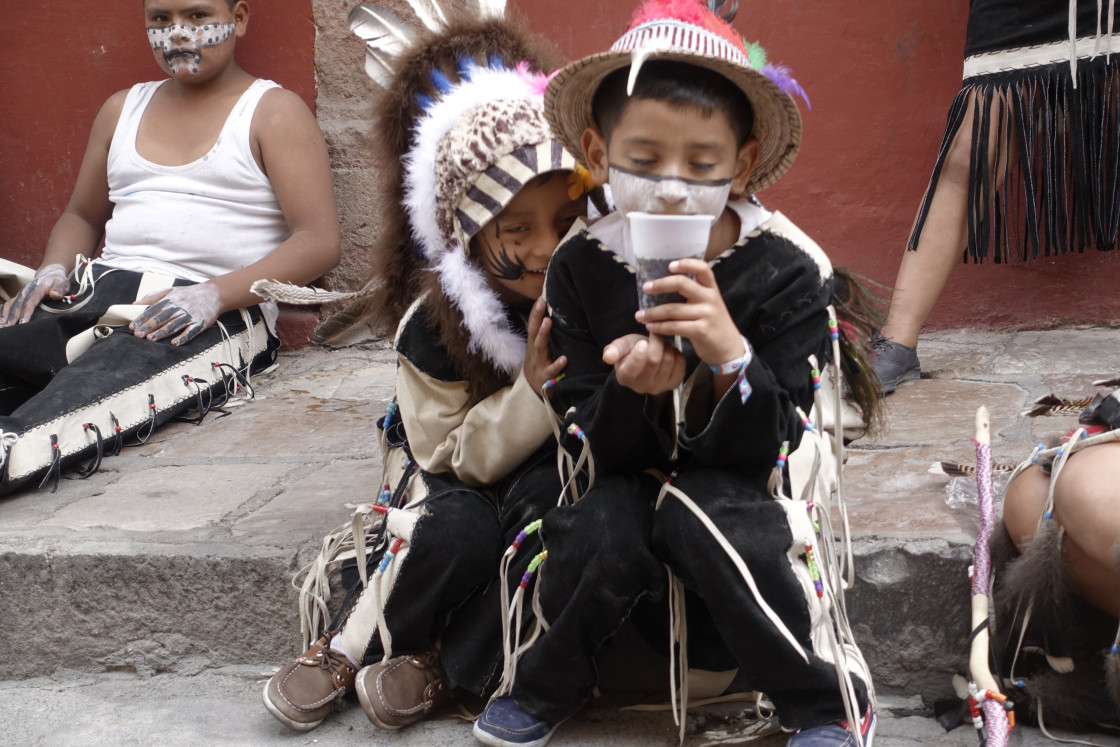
[610,19,751,68]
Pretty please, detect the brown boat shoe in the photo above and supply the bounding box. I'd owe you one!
[355,649,452,730]
[262,631,359,731]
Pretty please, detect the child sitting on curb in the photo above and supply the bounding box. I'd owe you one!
[474,2,876,745]
[262,4,590,733]
[0,0,340,495]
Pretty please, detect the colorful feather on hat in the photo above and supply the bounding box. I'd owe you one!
[760,61,811,110]
[745,40,766,69]
[742,38,811,110]
[629,0,744,49]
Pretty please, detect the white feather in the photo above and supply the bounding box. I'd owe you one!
[250,279,370,305]
[405,0,450,32]
[349,5,416,87]
[348,4,415,46]
[364,48,397,88]
[464,0,508,19]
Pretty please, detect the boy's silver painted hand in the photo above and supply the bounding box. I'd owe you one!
[633,258,744,367]
[603,330,685,395]
[524,297,567,396]
[130,283,222,346]
[0,263,69,326]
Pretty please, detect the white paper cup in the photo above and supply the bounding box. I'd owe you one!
[628,212,714,309]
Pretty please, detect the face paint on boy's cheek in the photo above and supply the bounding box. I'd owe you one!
[607,165,732,218]
[148,22,235,75]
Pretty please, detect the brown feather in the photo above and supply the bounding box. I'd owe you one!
[1021,669,1119,730]
[1023,393,1094,417]
[936,460,1018,477]
[1000,519,1071,635]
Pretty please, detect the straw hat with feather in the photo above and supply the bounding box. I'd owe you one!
[544,0,809,195]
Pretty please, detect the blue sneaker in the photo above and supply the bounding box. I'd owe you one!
[786,707,876,746]
[473,696,560,747]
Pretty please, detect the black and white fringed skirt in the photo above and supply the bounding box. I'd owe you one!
[911,0,1120,262]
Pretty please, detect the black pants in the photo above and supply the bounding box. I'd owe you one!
[345,448,563,698]
[440,449,564,696]
[511,467,869,730]
[356,470,502,665]
[0,266,278,495]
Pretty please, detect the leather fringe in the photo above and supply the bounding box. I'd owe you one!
[910,59,1120,262]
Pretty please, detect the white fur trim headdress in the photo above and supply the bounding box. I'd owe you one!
[350,3,577,375]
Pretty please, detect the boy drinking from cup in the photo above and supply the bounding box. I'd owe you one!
[474,2,876,746]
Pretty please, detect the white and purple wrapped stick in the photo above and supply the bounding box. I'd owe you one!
[969,406,1012,746]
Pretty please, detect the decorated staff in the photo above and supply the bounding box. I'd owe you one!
[967,406,1014,745]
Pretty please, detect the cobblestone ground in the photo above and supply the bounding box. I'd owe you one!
[1,327,1118,745]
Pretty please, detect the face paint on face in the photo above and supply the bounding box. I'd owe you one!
[148,22,235,75]
[470,172,587,306]
[479,220,530,281]
[607,164,733,218]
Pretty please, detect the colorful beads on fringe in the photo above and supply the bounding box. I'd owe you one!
[828,318,839,341]
[519,550,548,589]
[567,423,587,441]
[810,368,821,390]
[796,406,814,431]
[511,519,543,551]
[775,442,789,469]
[379,537,405,572]
[382,401,397,430]
[804,542,824,598]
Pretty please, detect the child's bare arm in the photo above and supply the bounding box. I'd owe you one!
[0,92,122,326]
[132,89,341,344]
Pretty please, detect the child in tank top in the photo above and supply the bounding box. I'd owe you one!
[0,0,340,495]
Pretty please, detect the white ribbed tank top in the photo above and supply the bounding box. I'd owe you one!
[100,79,290,289]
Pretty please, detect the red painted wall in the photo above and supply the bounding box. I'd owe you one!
[0,0,315,270]
[515,0,1120,329]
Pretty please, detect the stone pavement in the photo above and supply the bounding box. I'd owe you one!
[0,326,1118,745]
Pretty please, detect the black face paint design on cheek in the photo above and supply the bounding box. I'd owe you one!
[480,222,527,281]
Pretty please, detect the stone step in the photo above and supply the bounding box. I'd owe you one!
[1,328,1115,718]
[0,342,397,679]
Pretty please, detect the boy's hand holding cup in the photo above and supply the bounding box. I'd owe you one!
[628,212,713,309]
[630,213,744,370]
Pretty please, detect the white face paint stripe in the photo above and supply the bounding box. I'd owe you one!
[608,166,732,219]
[148,22,235,75]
